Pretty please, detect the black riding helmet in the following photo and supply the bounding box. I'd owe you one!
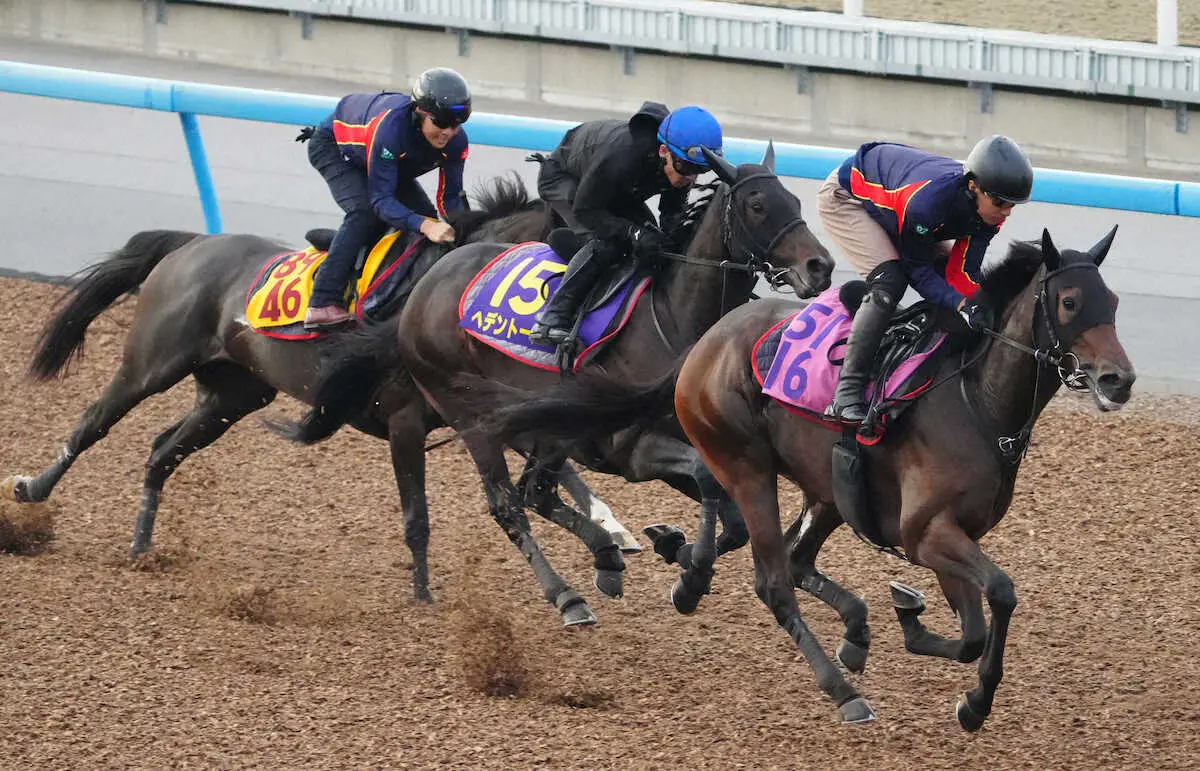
[411,68,472,128]
[963,135,1034,205]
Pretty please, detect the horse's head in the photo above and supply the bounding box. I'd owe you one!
[702,143,833,298]
[1036,226,1135,410]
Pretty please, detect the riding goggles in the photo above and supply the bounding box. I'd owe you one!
[420,105,470,129]
[665,141,720,176]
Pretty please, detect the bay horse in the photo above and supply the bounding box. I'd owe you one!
[294,146,835,627]
[489,227,1135,725]
[0,175,632,601]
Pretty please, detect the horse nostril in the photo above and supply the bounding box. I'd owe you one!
[806,257,828,276]
[1097,371,1132,398]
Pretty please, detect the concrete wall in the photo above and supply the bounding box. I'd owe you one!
[3,0,1197,180]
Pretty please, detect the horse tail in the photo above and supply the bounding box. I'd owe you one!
[466,353,689,449]
[28,229,202,381]
[268,320,401,444]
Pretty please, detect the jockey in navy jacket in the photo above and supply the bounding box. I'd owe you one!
[837,141,998,310]
[819,135,1034,424]
[320,92,469,232]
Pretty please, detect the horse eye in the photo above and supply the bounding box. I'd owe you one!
[1062,297,1077,311]
[750,201,766,214]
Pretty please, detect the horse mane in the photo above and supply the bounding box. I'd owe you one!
[976,239,1045,311]
[448,172,543,243]
[662,180,720,250]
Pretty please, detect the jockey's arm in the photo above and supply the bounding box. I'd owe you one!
[435,131,470,219]
[367,133,429,233]
[572,147,641,244]
[898,213,965,311]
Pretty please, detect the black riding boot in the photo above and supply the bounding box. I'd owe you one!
[828,261,907,422]
[529,242,606,345]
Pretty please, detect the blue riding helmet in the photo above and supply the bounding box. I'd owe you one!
[657,106,723,173]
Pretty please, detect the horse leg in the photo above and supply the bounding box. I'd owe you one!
[736,471,874,724]
[516,456,625,599]
[620,434,736,613]
[3,357,193,505]
[785,501,872,674]
[131,363,276,555]
[460,434,596,627]
[555,460,642,553]
[889,574,986,664]
[387,398,434,603]
[681,402,873,723]
[915,516,1017,732]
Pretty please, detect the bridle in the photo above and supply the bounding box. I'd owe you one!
[958,261,1108,464]
[651,172,808,350]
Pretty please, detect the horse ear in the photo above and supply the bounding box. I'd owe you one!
[702,147,738,185]
[762,139,776,173]
[1041,228,1060,271]
[1088,225,1118,266]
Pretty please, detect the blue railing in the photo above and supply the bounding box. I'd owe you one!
[2,60,1199,233]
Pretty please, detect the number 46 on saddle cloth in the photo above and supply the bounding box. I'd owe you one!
[244,231,417,340]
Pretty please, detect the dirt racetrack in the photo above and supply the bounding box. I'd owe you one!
[0,274,1197,769]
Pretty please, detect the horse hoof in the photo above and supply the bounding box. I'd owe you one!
[836,638,870,674]
[670,578,701,615]
[643,524,686,564]
[609,529,643,554]
[562,603,598,628]
[413,586,435,605]
[1,476,31,503]
[955,694,987,732]
[839,697,877,724]
[889,580,927,612]
[594,568,623,599]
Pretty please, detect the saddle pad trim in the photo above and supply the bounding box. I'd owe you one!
[356,235,424,319]
[750,313,797,388]
[572,278,652,371]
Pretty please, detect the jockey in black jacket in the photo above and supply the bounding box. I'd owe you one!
[529,102,725,345]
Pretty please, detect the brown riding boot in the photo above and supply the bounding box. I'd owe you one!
[303,304,356,331]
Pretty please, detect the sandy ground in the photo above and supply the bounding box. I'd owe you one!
[0,274,1197,769]
[732,1,1200,46]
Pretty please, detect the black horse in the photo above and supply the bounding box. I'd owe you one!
[287,146,836,626]
[1,175,633,600]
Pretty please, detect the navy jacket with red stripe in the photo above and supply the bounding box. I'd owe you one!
[319,92,468,232]
[836,142,998,309]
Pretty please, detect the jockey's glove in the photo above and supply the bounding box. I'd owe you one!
[630,226,665,261]
[958,297,989,332]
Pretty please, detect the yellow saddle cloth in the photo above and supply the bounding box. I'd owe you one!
[245,231,409,339]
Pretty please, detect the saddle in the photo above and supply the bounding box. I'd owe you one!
[245,227,438,340]
[544,229,642,371]
[755,281,965,553]
[458,241,651,374]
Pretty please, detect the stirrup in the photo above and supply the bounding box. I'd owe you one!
[529,322,570,345]
[826,398,867,423]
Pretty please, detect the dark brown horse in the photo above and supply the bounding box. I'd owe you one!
[292,147,835,626]
[0,176,629,598]
[489,227,1135,725]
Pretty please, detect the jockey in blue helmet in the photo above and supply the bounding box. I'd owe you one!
[530,103,724,345]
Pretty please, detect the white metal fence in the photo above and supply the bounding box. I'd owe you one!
[179,0,1200,104]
